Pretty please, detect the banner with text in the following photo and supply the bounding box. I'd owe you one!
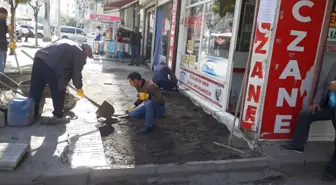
[241,0,277,131]
[179,68,227,110]
[260,0,328,139]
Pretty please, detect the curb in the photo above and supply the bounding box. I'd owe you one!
[90,157,269,184]
[0,157,268,185]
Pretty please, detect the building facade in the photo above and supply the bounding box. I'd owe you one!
[173,0,336,144]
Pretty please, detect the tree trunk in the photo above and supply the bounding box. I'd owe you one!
[43,0,51,42]
[34,14,38,46]
[9,7,16,55]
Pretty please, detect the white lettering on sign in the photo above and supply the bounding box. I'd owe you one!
[279,60,302,80]
[292,1,314,23]
[273,1,313,134]
[274,115,292,133]
[276,88,298,107]
[287,30,307,52]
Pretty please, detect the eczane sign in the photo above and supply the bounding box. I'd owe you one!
[260,0,328,139]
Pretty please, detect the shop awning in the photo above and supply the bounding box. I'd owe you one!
[104,0,137,11]
[119,0,139,11]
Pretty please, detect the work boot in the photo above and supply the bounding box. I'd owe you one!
[280,143,304,153]
[42,116,70,125]
[322,161,336,181]
[129,63,134,66]
[136,127,153,135]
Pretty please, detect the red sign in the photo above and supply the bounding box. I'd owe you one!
[184,16,203,28]
[241,22,271,131]
[168,0,178,68]
[260,0,328,139]
[89,14,120,22]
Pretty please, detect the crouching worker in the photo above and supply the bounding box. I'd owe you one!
[29,39,92,124]
[126,71,165,134]
[152,56,178,91]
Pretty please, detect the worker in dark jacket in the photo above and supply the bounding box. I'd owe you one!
[29,39,93,124]
[129,27,142,66]
[152,56,178,91]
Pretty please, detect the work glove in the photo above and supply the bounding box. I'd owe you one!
[138,92,149,101]
[127,105,136,113]
[8,42,16,49]
[76,89,84,98]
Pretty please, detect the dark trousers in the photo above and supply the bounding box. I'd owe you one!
[29,58,66,118]
[131,45,139,65]
[292,107,336,163]
[154,80,177,91]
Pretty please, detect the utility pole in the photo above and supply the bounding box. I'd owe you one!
[55,0,61,38]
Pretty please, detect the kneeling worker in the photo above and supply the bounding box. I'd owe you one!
[152,56,178,91]
[29,39,93,124]
[127,72,165,134]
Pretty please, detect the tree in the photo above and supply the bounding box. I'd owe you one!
[43,0,51,42]
[28,0,43,46]
[206,0,236,34]
[5,0,30,55]
[61,16,78,27]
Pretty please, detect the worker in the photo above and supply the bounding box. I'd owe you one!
[126,71,165,134]
[0,7,9,72]
[29,39,92,124]
[152,56,178,91]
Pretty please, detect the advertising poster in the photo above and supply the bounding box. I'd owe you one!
[188,55,196,67]
[200,56,228,79]
[182,55,189,66]
[187,40,194,54]
[260,0,327,139]
[179,68,227,110]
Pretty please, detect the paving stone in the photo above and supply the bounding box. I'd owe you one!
[0,143,29,170]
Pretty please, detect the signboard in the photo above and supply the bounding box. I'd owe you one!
[260,0,328,139]
[167,0,178,68]
[179,68,226,109]
[187,40,194,54]
[327,27,336,42]
[182,55,189,65]
[241,6,276,131]
[89,14,120,22]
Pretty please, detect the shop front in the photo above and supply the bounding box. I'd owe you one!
[175,0,256,136]
[176,0,336,143]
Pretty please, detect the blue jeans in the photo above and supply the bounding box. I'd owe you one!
[0,50,6,72]
[131,45,140,65]
[129,100,165,128]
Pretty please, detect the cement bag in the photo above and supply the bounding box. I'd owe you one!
[7,98,35,127]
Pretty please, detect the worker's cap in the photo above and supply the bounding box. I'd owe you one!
[82,43,93,58]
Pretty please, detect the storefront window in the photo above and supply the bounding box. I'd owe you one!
[182,0,256,80]
[183,4,204,70]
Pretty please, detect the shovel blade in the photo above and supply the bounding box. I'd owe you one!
[96,101,115,119]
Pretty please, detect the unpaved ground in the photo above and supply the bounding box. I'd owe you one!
[85,61,260,165]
